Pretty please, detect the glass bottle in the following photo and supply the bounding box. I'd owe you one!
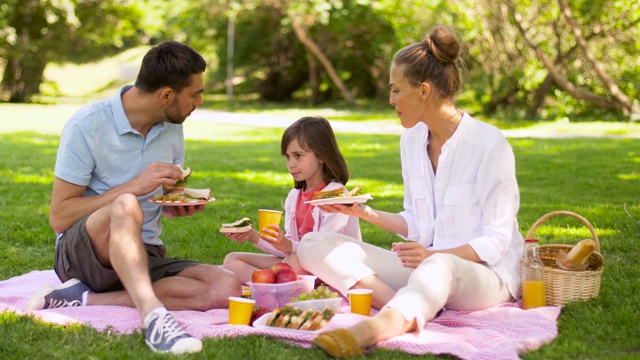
[521,239,547,309]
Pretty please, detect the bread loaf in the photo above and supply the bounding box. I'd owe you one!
[565,239,596,264]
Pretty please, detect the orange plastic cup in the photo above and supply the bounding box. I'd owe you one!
[348,289,373,316]
[258,209,283,236]
[228,297,255,325]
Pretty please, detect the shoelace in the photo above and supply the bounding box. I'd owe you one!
[148,314,189,346]
[47,298,82,309]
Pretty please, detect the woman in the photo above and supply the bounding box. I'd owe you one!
[296,25,523,358]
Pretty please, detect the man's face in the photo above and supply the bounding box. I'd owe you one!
[165,72,205,125]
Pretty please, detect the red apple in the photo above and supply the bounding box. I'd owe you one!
[271,262,293,275]
[275,268,298,283]
[251,269,276,283]
[250,306,271,325]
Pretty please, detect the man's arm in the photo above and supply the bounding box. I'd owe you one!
[50,162,186,234]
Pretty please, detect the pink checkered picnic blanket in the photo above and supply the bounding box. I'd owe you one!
[0,270,560,359]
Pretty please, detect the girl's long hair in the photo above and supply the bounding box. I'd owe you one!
[281,116,349,190]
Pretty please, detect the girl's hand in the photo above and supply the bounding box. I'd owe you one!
[224,229,259,244]
[392,242,431,269]
[259,224,292,254]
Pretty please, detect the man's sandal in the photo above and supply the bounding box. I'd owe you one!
[312,328,365,358]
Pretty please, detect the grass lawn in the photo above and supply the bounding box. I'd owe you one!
[1,101,639,359]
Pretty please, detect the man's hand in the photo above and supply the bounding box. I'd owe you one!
[131,162,185,196]
[162,204,206,218]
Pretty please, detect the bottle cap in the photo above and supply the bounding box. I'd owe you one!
[525,239,539,243]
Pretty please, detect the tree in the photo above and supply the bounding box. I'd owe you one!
[0,0,145,103]
[505,0,639,117]
[287,4,355,105]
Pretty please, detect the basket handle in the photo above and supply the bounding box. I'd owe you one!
[525,210,601,253]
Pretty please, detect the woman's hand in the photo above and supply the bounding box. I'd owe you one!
[224,229,259,244]
[259,224,292,254]
[318,202,368,217]
[392,242,432,269]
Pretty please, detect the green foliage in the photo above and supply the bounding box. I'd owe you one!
[2,0,639,115]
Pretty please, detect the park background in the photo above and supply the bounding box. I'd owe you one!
[1,0,639,359]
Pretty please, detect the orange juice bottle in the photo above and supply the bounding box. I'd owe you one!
[521,239,546,309]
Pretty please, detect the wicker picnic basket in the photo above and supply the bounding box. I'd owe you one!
[525,211,604,306]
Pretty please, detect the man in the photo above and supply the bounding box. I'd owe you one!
[24,41,242,354]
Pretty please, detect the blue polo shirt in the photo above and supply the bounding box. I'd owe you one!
[55,85,185,245]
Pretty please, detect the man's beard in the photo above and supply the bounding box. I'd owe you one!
[165,99,194,125]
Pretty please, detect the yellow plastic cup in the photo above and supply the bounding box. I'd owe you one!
[228,296,255,325]
[348,288,373,316]
[258,209,283,236]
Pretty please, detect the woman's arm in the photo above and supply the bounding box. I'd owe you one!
[391,242,481,269]
[318,202,409,237]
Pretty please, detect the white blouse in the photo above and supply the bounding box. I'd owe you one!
[397,113,523,298]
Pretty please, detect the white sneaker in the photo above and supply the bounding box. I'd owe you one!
[144,312,202,354]
[24,278,89,311]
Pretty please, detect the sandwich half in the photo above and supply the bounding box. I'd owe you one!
[219,217,253,233]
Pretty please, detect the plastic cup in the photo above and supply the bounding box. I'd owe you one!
[348,289,373,316]
[258,209,283,236]
[228,296,255,325]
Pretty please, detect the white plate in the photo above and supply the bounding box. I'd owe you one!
[148,197,215,206]
[304,194,373,206]
[252,313,324,334]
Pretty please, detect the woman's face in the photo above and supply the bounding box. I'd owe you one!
[388,63,426,129]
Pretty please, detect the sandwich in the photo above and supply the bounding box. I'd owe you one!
[219,217,253,233]
[152,187,211,202]
[312,185,363,200]
[163,166,192,190]
[264,305,335,330]
[312,187,347,200]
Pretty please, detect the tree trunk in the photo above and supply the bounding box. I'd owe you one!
[485,85,520,113]
[307,53,321,104]
[528,74,554,117]
[1,54,47,103]
[287,9,356,106]
[506,1,626,113]
[557,0,639,115]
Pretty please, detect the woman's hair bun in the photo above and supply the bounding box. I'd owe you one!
[424,26,460,65]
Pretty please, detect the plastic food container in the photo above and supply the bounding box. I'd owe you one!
[248,277,313,310]
[288,297,342,312]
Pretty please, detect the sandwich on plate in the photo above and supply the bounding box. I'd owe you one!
[312,185,362,200]
[152,187,211,202]
[265,305,335,330]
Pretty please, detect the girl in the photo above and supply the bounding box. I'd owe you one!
[298,26,523,357]
[222,116,362,284]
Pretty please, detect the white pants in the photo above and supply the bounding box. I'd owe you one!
[298,232,513,328]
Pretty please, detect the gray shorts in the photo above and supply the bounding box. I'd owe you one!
[54,215,198,293]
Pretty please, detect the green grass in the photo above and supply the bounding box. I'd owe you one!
[1,107,640,359]
[3,51,640,359]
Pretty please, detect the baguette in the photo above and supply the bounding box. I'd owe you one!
[565,239,596,264]
[555,238,596,271]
